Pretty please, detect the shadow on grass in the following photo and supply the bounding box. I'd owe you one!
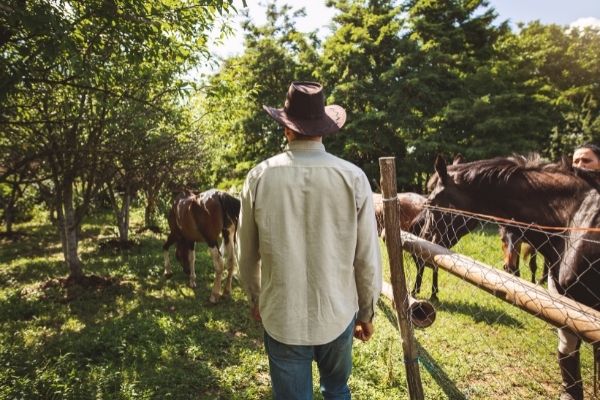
[0,258,66,287]
[2,269,268,398]
[378,299,467,400]
[436,298,524,327]
[0,223,271,399]
[417,342,468,400]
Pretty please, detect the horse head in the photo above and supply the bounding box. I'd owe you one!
[420,155,478,248]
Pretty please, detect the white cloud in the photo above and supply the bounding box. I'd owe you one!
[570,17,600,29]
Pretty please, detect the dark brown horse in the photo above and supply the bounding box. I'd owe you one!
[163,189,240,303]
[420,154,600,399]
[409,154,475,301]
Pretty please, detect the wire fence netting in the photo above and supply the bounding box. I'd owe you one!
[377,205,600,400]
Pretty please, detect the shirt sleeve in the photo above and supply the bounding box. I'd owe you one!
[237,173,261,307]
[354,172,383,322]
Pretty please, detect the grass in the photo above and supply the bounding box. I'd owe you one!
[0,210,596,399]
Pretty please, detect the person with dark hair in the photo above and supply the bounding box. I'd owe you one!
[572,143,600,170]
[237,81,382,400]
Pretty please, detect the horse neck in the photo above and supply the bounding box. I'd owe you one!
[461,173,589,228]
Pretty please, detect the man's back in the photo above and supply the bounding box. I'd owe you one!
[240,140,380,345]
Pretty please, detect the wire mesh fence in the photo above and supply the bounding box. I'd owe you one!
[383,205,600,399]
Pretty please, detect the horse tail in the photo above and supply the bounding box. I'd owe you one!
[217,191,241,244]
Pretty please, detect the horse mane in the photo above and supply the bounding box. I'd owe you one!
[449,153,573,186]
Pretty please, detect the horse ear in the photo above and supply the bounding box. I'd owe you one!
[560,154,572,171]
[435,154,449,184]
[452,153,465,165]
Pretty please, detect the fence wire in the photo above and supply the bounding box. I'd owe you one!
[378,204,600,399]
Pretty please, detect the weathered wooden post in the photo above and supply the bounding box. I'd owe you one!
[379,157,424,400]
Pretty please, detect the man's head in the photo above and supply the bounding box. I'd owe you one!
[573,143,600,170]
[263,81,346,137]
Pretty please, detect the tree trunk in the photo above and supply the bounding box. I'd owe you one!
[3,182,18,235]
[117,190,130,243]
[107,183,132,243]
[144,189,159,228]
[61,182,84,280]
[4,205,14,235]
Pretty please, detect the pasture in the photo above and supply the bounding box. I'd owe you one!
[0,209,596,399]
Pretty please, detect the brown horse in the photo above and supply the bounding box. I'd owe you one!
[420,154,600,399]
[163,189,240,303]
[372,192,426,238]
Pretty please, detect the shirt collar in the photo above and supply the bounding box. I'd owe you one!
[285,140,326,152]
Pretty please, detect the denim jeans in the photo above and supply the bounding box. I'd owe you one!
[264,318,355,400]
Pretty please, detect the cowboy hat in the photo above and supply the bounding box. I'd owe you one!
[263,81,346,136]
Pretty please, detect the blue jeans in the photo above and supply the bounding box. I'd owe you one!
[264,318,355,400]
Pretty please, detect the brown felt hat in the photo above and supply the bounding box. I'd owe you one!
[263,81,346,136]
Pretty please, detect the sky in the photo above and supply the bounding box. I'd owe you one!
[203,0,600,72]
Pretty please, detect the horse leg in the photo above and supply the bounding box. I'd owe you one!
[187,241,197,288]
[222,228,236,299]
[208,246,225,303]
[557,329,583,400]
[513,242,521,278]
[550,277,584,399]
[412,256,426,297]
[529,251,538,284]
[431,266,439,302]
[500,229,520,277]
[539,255,549,285]
[163,233,177,279]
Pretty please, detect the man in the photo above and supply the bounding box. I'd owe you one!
[237,81,382,400]
[572,143,600,170]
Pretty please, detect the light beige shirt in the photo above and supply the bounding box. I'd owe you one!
[237,140,382,345]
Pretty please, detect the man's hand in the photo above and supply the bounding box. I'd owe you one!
[250,304,262,322]
[353,320,374,342]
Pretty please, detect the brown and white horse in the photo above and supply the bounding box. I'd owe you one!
[163,189,240,303]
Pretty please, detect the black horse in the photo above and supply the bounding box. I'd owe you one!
[419,154,600,399]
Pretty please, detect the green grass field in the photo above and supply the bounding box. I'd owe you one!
[0,210,596,399]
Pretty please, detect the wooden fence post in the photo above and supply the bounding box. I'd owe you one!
[379,157,424,400]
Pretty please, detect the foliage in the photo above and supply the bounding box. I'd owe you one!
[503,23,600,159]
[318,0,409,189]
[195,2,321,190]
[0,0,239,277]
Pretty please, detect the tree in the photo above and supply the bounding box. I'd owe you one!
[507,23,600,158]
[0,0,239,281]
[393,0,515,187]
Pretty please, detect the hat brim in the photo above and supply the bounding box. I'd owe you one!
[263,104,346,136]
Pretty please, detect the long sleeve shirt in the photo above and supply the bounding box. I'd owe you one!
[237,140,382,346]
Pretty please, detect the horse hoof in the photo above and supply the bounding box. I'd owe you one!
[430,295,439,302]
[209,294,220,304]
[164,272,173,279]
[189,281,197,289]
